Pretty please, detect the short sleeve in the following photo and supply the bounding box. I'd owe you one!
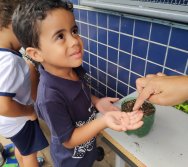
[0,55,24,97]
[37,100,74,144]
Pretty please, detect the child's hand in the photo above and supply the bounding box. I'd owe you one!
[103,110,144,131]
[95,97,120,113]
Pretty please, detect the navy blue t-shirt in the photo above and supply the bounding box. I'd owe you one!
[35,66,98,167]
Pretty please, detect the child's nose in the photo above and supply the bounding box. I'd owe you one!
[68,34,79,46]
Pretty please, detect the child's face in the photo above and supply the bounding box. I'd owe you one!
[37,9,83,73]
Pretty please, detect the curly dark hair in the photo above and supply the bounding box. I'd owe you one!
[12,0,73,49]
[0,0,21,30]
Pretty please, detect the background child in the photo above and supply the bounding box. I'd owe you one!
[0,0,48,167]
[12,0,144,167]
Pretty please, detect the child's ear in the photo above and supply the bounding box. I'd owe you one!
[26,47,43,63]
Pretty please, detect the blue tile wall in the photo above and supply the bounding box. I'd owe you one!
[71,0,188,98]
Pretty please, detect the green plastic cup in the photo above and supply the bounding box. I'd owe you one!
[121,97,155,137]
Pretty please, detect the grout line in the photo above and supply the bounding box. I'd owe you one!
[144,22,152,76]
[162,26,172,73]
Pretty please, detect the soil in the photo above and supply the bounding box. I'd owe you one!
[121,99,155,116]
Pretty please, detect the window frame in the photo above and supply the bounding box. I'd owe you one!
[80,0,188,23]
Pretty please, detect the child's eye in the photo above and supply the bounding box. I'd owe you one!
[57,33,64,40]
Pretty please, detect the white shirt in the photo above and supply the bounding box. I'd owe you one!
[0,49,32,138]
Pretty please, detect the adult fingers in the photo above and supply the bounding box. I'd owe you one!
[133,86,155,110]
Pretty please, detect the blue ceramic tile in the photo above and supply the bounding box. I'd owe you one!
[80,23,88,37]
[119,51,130,69]
[170,28,188,51]
[91,78,98,88]
[130,72,141,88]
[98,83,106,96]
[98,58,107,72]
[131,56,145,76]
[79,10,87,22]
[70,0,78,5]
[90,66,98,79]
[90,53,97,67]
[117,82,128,97]
[73,8,79,20]
[108,47,118,63]
[76,7,188,97]
[89,25,97,41]
[148,43,166,65]
[107,62,117,77]
[151,23,170,45]
[121,17,134,35]
[98,28,107,44]
[82,62,89,73]
[107,75,117,89]
[98,71,107,84]
[118,67,129,84]
[166,48,188,73]
[98,13,107,28]
[108,31,119,48]
[133,38,148,59]
[107,88,116,97]
[88,11,97,25]
[135,20,150,39]
[117,93,123,99]
[83,51,89,63]
[145,62,163,75]
[89,40,97,54]
[164,69,182,76]
[77,22,81,34]
[120,35,132,53]
[82,37,88,51]
[91,88,97,96]
[129,87,136,94]
[108,15,120,32]
[98,43,107,59]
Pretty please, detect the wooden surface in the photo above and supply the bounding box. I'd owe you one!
[100,92,188,167]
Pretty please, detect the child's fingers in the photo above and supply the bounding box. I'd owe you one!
[127,110,143,119]
[107,97,120,103]
[111,105,120,111]
[119,112,130,127]
[127,121,144,130]
[129,112,143,124]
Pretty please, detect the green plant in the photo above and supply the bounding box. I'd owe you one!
[174,100,188,114]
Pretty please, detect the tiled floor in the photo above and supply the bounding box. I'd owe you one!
[0,119,129,167]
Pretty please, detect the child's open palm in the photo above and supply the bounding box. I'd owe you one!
[103,110,144,131]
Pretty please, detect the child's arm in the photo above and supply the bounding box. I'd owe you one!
[0,96,36,120]
[91,95,120,113]
[63,110,143,149]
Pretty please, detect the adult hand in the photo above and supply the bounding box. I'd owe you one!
[133,75,188,110]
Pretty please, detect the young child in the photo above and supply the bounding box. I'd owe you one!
[0,0,48,167]
[12,0,144,166]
